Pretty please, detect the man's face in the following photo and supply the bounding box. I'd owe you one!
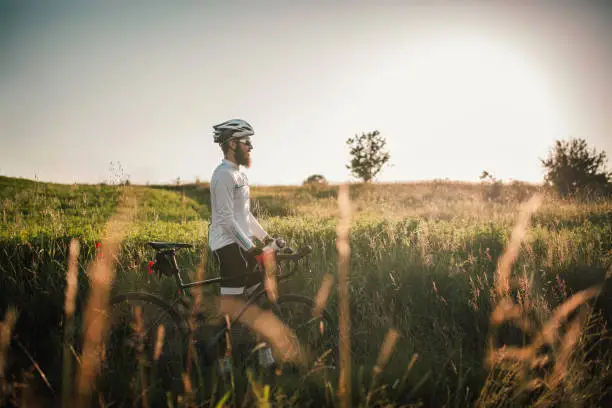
[233,137,253,168]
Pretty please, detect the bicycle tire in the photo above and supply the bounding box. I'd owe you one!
[261,294,338,371]
[94,292,188,405]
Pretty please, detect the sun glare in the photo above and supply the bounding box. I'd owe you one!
[415,36,557,120]
[377,34,565,181]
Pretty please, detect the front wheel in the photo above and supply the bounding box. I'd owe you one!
[261,294,338,372]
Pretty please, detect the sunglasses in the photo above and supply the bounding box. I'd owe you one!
[235,138,253,149]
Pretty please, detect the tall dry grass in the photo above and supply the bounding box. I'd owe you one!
[477,193,610,407]
[336,183,352,408]
[75,193,134,406]
[365,328,400,408]
[62,239,80,408]
[0,308,17,403]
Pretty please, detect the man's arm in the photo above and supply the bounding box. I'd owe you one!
[248,212,269,243]
[212,172,255,250]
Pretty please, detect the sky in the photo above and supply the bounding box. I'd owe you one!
[1,1,611,186]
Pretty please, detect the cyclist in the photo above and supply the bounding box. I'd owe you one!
[209,118,275,369]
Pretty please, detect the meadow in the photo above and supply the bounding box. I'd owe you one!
[0,175,611,407]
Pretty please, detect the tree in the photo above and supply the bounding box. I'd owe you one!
[107,161,130,186]
[541,138,610,197]
[346,130,390,183]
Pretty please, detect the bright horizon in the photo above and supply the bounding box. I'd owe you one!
[1,1,611,186]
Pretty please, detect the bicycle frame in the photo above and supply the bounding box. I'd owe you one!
[156,245,312,330]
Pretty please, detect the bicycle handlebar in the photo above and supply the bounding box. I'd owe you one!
[274,245,312,262]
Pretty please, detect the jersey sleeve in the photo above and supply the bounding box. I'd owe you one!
[212,171,255,250]
[249,212,268,242]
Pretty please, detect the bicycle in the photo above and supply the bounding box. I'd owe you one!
[92,239,337,403]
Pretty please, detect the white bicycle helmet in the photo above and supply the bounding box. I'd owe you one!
[213,119,254,144]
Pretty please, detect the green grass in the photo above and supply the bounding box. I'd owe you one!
[0,176,611,407]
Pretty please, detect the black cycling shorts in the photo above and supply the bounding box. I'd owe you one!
[213,243,262,295]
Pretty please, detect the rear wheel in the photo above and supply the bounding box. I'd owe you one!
[93,292,188,405]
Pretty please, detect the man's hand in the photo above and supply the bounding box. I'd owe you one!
[247,246,264,257]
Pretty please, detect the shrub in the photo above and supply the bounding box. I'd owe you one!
[303,174,328,185]
[541,138,610,198]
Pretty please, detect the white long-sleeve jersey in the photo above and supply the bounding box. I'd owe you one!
[208,159,268,251]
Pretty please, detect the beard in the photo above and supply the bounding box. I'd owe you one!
[235,145,251,168]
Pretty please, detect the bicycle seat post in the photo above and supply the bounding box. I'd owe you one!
[170,253,188,295]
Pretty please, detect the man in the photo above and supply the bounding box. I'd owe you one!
[208,118,275,369]
[209,118,271,294]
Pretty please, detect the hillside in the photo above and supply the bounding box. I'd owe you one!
[1,175,543,235]
[0,176,207,240]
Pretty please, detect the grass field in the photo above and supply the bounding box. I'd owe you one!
[0,175,611,407]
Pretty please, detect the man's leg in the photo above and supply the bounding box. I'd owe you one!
[217,245,276,369]
[241,248,276,368]
[215,244,259,373]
